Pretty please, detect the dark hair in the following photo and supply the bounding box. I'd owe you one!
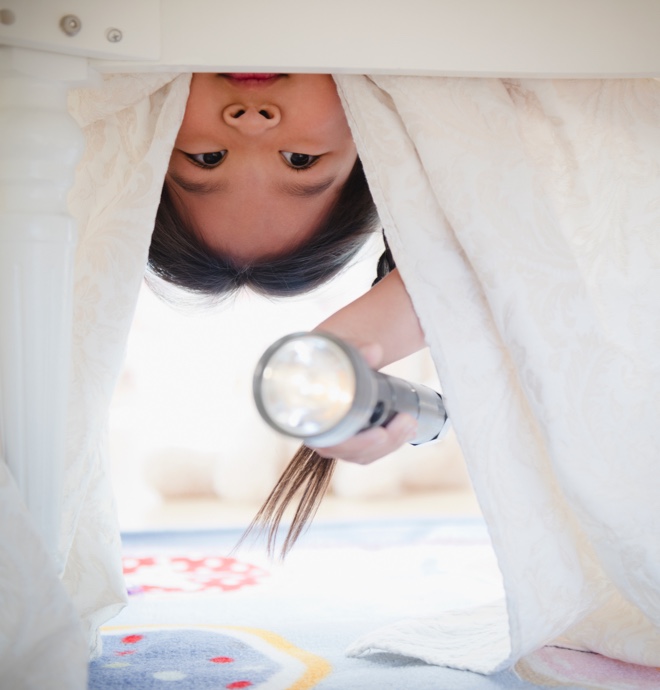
[238,446,337,557]
[146,158,379,301]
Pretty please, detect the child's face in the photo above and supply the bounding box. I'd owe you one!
[167,73,357,263]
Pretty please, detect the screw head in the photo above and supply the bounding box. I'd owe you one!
[60,14,81,36]
[106,27,123,43]
[0,9,16,25]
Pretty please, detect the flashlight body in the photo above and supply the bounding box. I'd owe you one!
[253,331,449,448]
[369,372,448,446]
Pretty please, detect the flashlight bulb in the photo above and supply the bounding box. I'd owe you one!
[257,334,357,437]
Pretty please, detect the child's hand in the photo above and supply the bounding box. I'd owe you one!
[306,341,418,465]
[309,269,427,464]
[309,412,418,465]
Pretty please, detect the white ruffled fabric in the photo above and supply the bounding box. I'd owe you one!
[0,466,88,688]
[0,73,190,688]
[64,72,191,655]
[335,75,660,674]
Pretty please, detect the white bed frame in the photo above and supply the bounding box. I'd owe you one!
[1,0,659,567]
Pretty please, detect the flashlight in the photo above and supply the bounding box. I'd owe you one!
[253,332,449,447]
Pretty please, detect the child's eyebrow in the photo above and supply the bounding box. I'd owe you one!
[168,172,334,199]
[168,172,229,195]
[278,177,336,198]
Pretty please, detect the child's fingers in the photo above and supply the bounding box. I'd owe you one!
[312,413,418,465]
[355,342,384,370]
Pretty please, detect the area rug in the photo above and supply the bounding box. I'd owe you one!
[88,517,659,689]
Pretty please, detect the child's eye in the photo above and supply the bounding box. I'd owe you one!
[186,151,227,168]
[281,152,321,170]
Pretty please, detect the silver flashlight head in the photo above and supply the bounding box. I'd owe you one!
[253,332,381,446]
[253,331,449,447]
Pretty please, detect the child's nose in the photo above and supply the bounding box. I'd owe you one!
[222,104,281,133]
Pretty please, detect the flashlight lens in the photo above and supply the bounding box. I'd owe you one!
[258,335,356,436]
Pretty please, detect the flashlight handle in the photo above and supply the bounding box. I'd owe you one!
[370,373,449,445]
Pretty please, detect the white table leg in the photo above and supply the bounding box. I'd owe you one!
[0,47,87,570]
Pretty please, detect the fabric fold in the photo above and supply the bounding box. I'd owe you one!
[63,72,192,658]
[346,602,512,674]
[335,74,660,673]
[0,463,88,688]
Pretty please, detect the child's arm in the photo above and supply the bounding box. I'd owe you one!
[311,268,427,464]
[315,268,425,366]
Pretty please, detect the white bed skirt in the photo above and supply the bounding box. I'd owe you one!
[335,75,660,674]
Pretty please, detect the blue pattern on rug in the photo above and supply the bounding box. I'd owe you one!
[90,629,279,689]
